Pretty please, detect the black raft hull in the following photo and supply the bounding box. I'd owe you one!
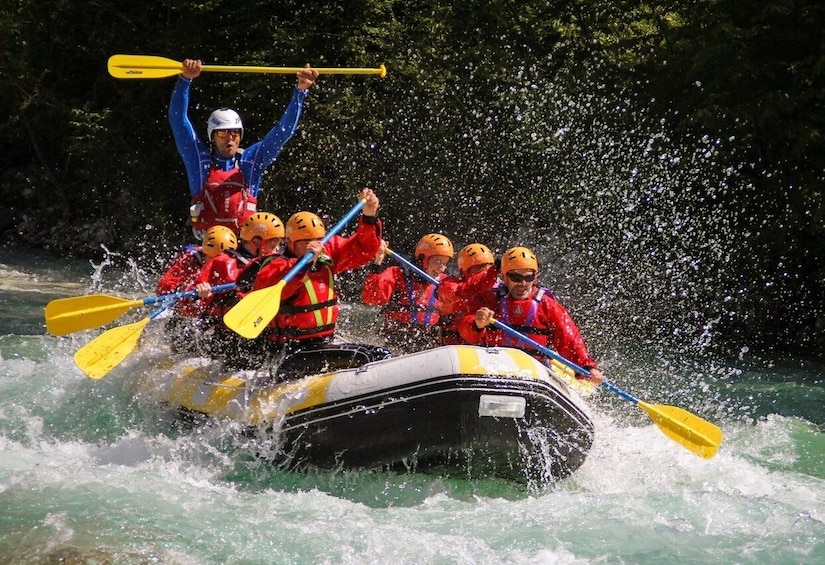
[146,345,595,484]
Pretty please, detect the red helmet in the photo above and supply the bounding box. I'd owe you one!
[414,234,454,263]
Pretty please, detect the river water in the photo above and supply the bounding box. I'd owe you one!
[1,246,824,564]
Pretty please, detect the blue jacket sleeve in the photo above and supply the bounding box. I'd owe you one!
[240,87,308,196]
[169,77,211,197]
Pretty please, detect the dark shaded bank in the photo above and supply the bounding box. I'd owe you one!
[2,0,823,358]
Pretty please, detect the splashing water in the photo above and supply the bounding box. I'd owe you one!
[2,247,825,563]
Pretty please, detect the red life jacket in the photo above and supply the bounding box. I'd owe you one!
[438,269,500,345]
[198,249,253,319]
[496,287,553,349]
[384,272,442,327]
[191,156,257,232]
[270,264,339,342]
[156,246,206,296]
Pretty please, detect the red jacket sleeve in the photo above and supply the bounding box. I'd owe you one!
[540,297,598,370]
[438,267,498,314]
[252,256,315,303]
[456,290,498,344]
[193,254,243,314]
[156,251,201,294]
[458,313,484,345]
[252,256,292,290]
[324,216,383,273]
[197,254,240,286]
[362,266,402,305]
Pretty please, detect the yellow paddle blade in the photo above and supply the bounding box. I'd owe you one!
[45,294,143,336]
[638,401,723,459]
[223,281,285,339]
[108,54,387,80]
[108,54,186,78]
[74,317,151,379]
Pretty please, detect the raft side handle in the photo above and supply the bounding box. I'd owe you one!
[478,394,526,418]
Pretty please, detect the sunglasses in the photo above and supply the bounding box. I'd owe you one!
[215,129,242,139]
[506,272,536,283]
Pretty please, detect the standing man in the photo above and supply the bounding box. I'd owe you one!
[169,58,318,236]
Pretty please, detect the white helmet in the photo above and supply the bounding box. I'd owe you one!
[207,108,243,140]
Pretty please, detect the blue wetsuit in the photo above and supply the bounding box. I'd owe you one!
[168,76,307,199]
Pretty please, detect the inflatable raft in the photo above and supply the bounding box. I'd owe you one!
[138,344,596,484]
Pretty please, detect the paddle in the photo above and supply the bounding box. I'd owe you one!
[108,55,387,80]
[223,199,367,339]
[45,283,236,336]
[386,249,440,286]
[489,319,723,459]
[74,304,170,379]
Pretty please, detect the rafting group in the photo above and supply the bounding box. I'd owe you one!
[154,58,606,384]
[44,56,723,470]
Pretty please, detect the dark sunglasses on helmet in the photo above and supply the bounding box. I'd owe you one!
[506,272,537,283]
[215,129,242,139]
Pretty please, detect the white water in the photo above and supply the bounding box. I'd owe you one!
[1,249,824,564]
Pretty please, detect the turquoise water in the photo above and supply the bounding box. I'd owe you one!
[1,248,824,564]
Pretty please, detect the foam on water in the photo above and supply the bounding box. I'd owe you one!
[2,249,825,563]
[2,331,825,564]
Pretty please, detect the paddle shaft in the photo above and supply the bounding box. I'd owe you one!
[144,283,236,307]
[491,319,593,375]
[147,304,169,321]
[491,318,723,458]
[282,200,367,283]
[108,55,386,79]
[201,64,384,76]
[386,249,440,286]
[493,319,641,402]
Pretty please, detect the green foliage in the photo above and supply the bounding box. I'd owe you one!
[0,0,823,352]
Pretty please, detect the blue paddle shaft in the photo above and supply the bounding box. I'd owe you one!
[148,304,169,320]
[148,283,237,321]
[492,319,590,374]
[386,249,440,285]
[491,319,640,405]
[281,199,367,286]
[143,283,236,306]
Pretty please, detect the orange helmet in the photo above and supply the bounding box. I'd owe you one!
[414,233,454,263]
[501,246,538,274]
[240,212,284,242]
[202,226,238,258]
[457,243,495,274]
[285,212,326,241]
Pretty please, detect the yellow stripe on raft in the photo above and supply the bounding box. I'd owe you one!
[548,359,597,397]
[248,372,337,425]
[455,345,597,397]
[455,345,542,378]
[168,367,247,415]
[201,376,247,413]
[167,367,211,409]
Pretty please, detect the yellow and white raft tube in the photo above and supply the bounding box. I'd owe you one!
[138,344,596,484]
